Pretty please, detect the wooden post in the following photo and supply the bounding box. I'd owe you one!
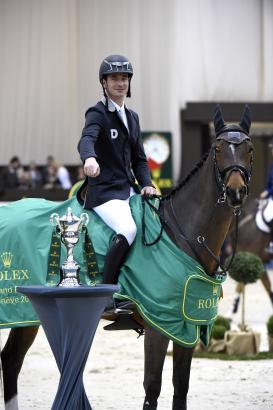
[240,284,246,331]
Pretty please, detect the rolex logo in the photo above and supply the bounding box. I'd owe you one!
[213,284,218,295]
[1,252,13,268]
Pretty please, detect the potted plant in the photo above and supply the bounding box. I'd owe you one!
[266,315,273,352]
[224,251,264,355]
[208,315,231,352]
[227,251,264,331]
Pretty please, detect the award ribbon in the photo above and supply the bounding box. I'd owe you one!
[47,228,62,285]
[46,227,99,285]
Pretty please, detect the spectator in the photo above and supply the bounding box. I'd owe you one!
[42,155,55,186]
[2,156,25,188]
[53,161,72,189]
[42,156,72,190]
[24,161,43,189]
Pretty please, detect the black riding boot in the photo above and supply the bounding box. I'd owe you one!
[102,234,130,284]
[102,234,132,315]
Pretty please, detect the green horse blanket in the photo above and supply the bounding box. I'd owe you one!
[0,195,225,347]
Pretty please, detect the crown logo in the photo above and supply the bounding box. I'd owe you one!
[213,284,218,295]
[1,252,13,268]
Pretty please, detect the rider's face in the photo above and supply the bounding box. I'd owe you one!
[103,73,129,103]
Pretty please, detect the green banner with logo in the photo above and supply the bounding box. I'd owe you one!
[142,132,173,191]
[0,195,225,347]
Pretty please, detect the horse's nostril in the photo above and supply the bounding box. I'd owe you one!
[239,186,247,195]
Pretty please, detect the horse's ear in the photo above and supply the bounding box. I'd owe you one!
[213,104,225,135]
[239,104,251,134]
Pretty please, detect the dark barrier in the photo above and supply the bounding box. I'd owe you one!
[0,188,70,202]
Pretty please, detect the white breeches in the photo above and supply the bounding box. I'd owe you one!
[93,191,137,246]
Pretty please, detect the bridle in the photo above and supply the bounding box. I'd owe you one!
[142,132,253,277]
[213,133,253,204]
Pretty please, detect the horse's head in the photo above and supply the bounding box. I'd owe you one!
[212,105,254,210]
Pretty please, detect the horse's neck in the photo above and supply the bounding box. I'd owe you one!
[162,155,233,273]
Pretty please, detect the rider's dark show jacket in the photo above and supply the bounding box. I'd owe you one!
[78,98,153,208]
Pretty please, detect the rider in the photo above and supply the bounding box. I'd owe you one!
[78,54,158,311]
[260,138,273,253]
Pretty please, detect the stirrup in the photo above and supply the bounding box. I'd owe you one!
[102,300,134,317]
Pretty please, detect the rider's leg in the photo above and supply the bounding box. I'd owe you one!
[260,270,273,305]
[143,325,169,409]
[172,343,194,410]
[102,233,130,284]
[93,197,137,284]
[227,282,243,318]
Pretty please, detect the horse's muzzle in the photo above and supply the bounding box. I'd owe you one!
[226,185,248,208]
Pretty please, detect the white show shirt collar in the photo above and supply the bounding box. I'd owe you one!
[109,99,129,130]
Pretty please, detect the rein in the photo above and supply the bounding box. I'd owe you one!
[141,195,164,246]
[141,192,240,278]
[141,136,252,276]
[169,196,240,276]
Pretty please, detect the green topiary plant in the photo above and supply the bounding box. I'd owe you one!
[214,315,231,331]
[267,315,273,336]
[227,251,264,331]
[211,324,226,340]
[227,251,264,284]
[211,315,231,341]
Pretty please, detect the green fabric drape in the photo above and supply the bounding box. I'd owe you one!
[0,195,225,347]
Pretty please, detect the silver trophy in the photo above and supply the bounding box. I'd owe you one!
[50,207,89,287]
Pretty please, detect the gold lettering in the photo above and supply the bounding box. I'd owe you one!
[205,299,212,308]
[198,299,205,308]
[0,269,30,281]
[12,270,21,280]
[0,270,12,280]
[198,297,220,309]
[21,270,29,280]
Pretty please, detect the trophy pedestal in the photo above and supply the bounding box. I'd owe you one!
[18,284,119,410]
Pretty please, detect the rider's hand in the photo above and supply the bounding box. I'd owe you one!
[260,190,268,199]
[141,186,159,196]
[84,157,100,178]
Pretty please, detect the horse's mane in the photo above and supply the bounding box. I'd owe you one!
[163,151,210,200]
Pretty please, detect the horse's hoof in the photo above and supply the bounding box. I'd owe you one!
[172,396,187,410]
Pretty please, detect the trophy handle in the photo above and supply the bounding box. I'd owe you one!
[50,213,62,233]
[79,213,89,230]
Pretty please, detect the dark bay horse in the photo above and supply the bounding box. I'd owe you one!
[1,105,254,410]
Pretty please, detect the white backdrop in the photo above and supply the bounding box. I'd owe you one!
[0,0,272,180]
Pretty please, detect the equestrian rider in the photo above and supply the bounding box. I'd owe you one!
[260,139,273,253]
[78,54,158,309]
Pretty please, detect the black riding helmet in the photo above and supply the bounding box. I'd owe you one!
[99,54,133,98]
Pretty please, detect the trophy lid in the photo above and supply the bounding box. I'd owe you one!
[58,208,82,225]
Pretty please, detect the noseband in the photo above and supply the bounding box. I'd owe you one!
[213,132,253,206]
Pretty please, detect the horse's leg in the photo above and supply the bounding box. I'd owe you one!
[172,343,194,410]
[143,325,169,409]
[1,326,39,409]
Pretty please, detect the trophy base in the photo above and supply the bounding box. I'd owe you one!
[58,266,82,287]
[58,278,82,287]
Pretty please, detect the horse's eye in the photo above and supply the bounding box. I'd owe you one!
[215,146,221,153]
